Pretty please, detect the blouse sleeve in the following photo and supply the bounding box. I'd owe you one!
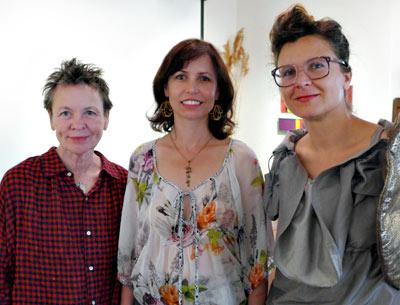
[233,142,274,293]
[117,144,153,289]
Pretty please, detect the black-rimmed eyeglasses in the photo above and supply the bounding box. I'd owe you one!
[271,56,349,87]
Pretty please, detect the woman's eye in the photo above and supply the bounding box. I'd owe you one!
[281,67,296,78]
[309,62,325,70]
[199,75,211,82]
[59,111,71,118]
[86,110,97,116]
[175,74,185,80]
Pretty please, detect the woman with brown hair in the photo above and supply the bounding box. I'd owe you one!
[118,39,273,305]
[265,4,400,305]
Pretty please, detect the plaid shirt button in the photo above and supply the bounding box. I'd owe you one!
[88,265,94,271]
[67,172,72,176]
[86,230,92,236]
[91,300,96,305]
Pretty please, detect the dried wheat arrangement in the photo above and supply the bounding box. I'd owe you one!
[222,28,249,88]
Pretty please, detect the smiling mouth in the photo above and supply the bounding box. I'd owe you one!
[295,94,319,102]
[70,136,89,141]
[181,100,203,105]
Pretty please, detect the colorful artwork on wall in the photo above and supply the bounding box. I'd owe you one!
[278,97,304,133]
[278,118,305,132]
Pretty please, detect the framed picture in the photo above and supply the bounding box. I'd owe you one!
[278,118,305,133]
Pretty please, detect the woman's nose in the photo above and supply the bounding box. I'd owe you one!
[294,69,312,87]
[70,115,85,129]
[185,79,200,94]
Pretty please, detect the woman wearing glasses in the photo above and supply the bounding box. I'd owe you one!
[265,4,400,305]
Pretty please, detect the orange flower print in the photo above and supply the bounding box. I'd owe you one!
[210,242,224,255]
[249,263,265,289]
[159,284,179,305]
[197,201,216,231]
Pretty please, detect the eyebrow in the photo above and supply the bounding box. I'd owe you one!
[178,69,212,75]
[57,106,100,111]
[57,106,72,111]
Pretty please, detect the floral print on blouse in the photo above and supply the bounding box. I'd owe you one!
[118,139,272,305]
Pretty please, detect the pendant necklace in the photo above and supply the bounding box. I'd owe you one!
[170,131,213,188]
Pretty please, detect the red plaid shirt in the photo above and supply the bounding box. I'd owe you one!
[0,147,128,305]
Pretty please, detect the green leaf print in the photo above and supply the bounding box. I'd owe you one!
[131,177,148,205]
[185,291,194,302]
[251,174,263,188]
[182,279,189,293]
[181,279,207,303]
[207,228,222,246]
[153,172,161,184]
[259,249,267,265]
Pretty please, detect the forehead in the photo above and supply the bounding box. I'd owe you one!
[182,55,215,72]
[52,84,102,109]
[278,35,336,66]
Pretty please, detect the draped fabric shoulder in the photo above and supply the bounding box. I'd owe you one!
[264,129,305,222]
[264,121,400,305]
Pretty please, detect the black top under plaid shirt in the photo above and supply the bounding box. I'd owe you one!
[0,147,128,305]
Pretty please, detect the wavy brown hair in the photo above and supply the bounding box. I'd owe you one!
[150,39,235,140]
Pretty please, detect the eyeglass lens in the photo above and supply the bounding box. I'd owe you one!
[274,57,330,87]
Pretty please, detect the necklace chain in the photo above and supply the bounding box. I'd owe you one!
[170,131,213,188]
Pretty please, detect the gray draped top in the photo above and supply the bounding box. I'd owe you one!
[265,120,400,305]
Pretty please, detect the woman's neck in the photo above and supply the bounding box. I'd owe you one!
[304,109,356,150]
[57,148,101,177]
[303,112,377,155]
[172,119,214,151]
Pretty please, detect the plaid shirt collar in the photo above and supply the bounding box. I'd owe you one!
[41,147,124,180]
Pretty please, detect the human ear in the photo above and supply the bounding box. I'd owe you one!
[343,71,352,90]
[48,111,55,130]
[103,111,110,130]
[215,88,219,101]
[164,84,169,99]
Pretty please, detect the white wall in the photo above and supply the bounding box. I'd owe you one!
[389,0,400,99]
[0,0,200,178]
[204,0,237,45]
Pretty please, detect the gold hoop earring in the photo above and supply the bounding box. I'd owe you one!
[209,104,223,121]
[160,101,173,118]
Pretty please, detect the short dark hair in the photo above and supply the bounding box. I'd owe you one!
[43,58,112,114]
[150,39,235,140]
[270,4,351,72]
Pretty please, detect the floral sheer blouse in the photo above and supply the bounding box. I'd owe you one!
[118,138,272,305]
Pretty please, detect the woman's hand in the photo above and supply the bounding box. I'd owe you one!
[120,286,134,305]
